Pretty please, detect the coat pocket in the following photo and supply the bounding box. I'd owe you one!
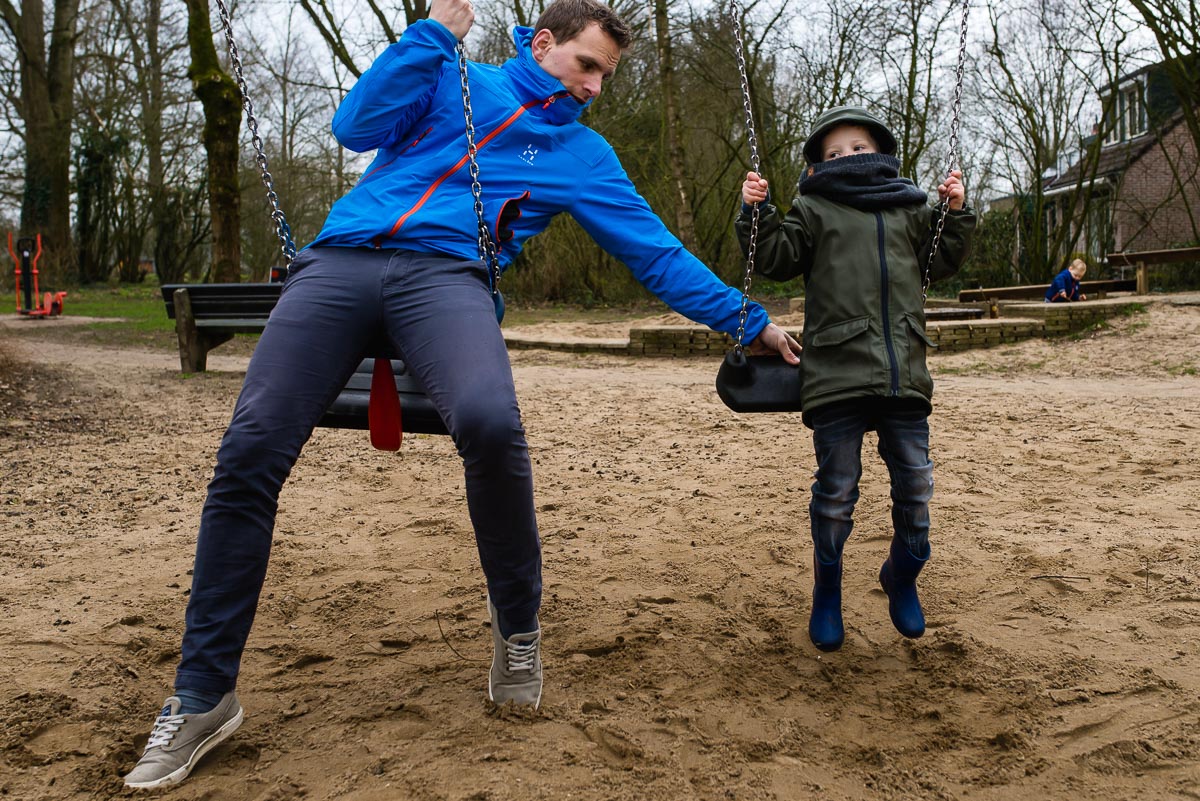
[904,313,937,349]
[903,313,935,397]
[803,316,877,402]
[811,316,871,347]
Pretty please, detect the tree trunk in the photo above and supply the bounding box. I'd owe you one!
[143,0,172,279]
[653,0,697,252]
[185,0,242,283]
[1,0,82,282]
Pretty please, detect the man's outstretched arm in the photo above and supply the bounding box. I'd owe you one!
[569,146,798,362]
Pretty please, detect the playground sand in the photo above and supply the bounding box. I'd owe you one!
[1,302,1198,801]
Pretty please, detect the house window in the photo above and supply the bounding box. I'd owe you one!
[1101,78,1147,144]
[1045,203,1058,250]
[1087,190,1112,262]
[1102,93,1121,145]
[1125,84,1146,137]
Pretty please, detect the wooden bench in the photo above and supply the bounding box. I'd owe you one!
[160,283,448,436]
[161,283,280,372]
[957,278,1135,303]
[1108,246,1200,293]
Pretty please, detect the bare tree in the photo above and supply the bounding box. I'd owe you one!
[653,0,697,251]
[297,0,420,77]
[0,0,83,281]
[676,0,809,276]
[974,1,1098,279]
[239,4,344,279]
[1127,0,1200,157]
[871,0,958,184]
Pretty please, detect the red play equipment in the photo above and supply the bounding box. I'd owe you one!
[8,232,66,318]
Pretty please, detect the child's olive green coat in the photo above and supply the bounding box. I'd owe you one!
[736,196,976,420]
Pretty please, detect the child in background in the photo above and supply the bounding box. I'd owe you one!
[1046,258,1088,302]
[736,105,976,651]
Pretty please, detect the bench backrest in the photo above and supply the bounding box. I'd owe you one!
[958,278,1135,303]
[160,283,282,320]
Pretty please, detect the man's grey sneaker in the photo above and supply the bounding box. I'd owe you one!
[488,599,543,708]
[123,691,243,789]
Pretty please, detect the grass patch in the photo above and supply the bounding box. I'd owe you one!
[1066,320,1111,340]
[68,282,181,350]
[1122,318,1151,334]
[66,282,169,330]
[5,280,180,352]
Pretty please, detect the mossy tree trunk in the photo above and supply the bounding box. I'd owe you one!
[185,0,242,283]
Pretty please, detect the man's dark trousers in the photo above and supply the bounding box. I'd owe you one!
[174,247,541,694]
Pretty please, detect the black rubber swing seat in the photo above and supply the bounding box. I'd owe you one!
[322,358,448,436]
[715,349,804,413]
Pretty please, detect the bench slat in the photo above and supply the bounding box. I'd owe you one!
[161,283,282,319]
[194,319,269,333]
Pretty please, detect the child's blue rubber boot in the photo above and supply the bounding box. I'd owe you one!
[809,556,845,651]
[879,539,927,638]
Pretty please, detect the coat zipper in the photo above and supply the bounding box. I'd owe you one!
[875,211,901,396]
[383,92,569,240]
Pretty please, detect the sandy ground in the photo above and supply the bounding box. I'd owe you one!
[1,301,1198,801]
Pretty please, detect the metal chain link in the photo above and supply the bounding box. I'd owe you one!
[457,42,502,297]
[730,0,760,352]
[213,0,297,278]
[923,0,970,302]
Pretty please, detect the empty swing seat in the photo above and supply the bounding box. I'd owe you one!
[322,358,447,435]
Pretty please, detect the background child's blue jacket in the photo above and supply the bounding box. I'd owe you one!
[1045,268,1082,302]
[312,20,767,340]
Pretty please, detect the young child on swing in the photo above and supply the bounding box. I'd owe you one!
[736,106,976,651]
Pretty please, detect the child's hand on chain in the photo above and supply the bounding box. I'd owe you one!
[938,170,966,211]
[742,171,769,205]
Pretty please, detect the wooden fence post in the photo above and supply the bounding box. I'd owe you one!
[1136,260,1148,295]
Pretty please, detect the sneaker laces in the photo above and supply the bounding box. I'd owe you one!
[504,637,539,673]
[144,712,184,751]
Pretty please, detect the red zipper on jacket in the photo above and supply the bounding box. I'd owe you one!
[384,92,568,239]
[360,126,435,184]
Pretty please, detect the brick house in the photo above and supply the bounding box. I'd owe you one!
[1043,59,1200,265]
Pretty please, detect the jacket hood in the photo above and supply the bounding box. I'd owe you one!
[501,26,590,125]
[803,105,898,165]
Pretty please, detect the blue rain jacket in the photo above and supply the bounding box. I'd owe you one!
[311,20,768,340]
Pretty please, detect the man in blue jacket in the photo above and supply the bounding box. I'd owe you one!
[125,0,800,788]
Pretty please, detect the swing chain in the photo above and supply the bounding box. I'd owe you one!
[457,42,503,297]
[923,0,970,303]
[730,0,759,352]
[213,0,297,275]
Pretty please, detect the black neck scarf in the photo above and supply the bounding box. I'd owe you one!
[799,153,928,211]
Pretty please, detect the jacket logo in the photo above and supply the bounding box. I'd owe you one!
[519,145,539,165]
